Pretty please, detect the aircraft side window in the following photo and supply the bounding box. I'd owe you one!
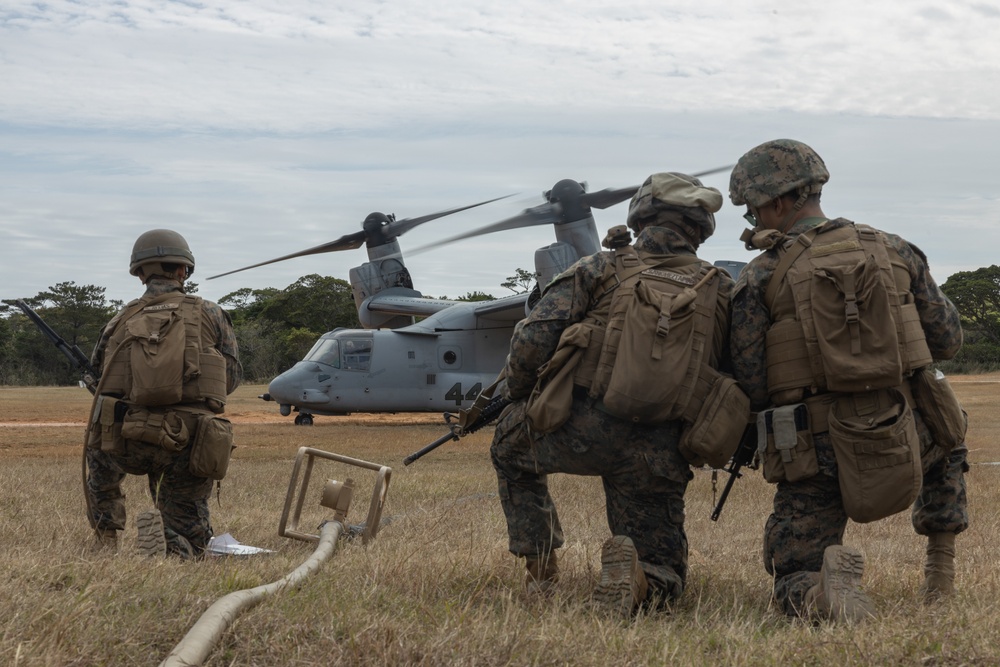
[342,338,373,371]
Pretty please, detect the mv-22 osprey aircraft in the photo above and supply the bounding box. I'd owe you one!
[209,170,744,424]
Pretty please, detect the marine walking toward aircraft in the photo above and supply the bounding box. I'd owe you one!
[728,139,969,620]
[491,172,749,616]
[86,229,243,558]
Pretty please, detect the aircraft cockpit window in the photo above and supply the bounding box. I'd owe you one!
[342,338,373,371]
[305,339,340,368]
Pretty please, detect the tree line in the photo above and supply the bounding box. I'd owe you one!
[0,273,520,386]
[3,266,998,387]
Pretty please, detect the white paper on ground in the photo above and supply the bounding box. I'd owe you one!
[206,532,274,556]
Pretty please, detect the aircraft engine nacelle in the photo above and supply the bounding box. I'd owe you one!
[533,242,580,294]
[350,239,420,329]
[529,215,603,312]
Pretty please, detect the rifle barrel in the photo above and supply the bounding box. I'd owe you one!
[709,422,757,522]
[403,431,459,466]
[710,466,742,522]
[12,300,99,389]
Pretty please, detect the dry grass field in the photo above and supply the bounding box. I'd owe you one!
[1,376,999,666]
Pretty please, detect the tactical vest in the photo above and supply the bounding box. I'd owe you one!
[571,245,722,423]
[763,220,933,406]
[98,292,228,410]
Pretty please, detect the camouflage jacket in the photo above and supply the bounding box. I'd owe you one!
[730,217,962,411]
[91,278,243,395]
[503,226,735,401]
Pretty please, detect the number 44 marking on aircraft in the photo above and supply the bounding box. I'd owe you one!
[445,382,482,406]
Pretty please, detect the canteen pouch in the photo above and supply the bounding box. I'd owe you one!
[121,407,191,452]
[679,371,751,468]
[829,388,920,523]
[910,367,967,452]
[189,415,234,480]
[758,404,818,483]
[526,323,590,433]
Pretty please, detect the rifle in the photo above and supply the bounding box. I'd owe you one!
[403,394,510,466]
[710,420,759,522]
[10,299,100,393]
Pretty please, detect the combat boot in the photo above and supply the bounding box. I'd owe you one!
[592,535,648,617]
[922,532,956,603]
[525,551,559,595]
[803,545,875,622]
[136,509,167,557]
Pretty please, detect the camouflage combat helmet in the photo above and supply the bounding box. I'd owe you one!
[626,172,723,245]
[728,139,830,207]
[129,229,195,277]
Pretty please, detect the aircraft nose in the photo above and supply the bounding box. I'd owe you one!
[267,365,332,407]
[267,368,300,403]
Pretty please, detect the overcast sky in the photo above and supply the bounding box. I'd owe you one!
[3,0,999,309]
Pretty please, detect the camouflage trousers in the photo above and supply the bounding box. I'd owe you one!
[491,395,693,600]
[766,421,969,616]
[87,439,214,556]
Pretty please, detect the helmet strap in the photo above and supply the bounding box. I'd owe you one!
[776,189,810,233]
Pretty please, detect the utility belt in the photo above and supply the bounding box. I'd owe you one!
[795,380,916,435]
[87,396,234,480]
[759,382,921,524]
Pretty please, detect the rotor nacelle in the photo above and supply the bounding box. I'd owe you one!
[545,179,590,223]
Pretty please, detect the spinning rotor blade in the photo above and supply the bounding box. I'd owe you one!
[409,203,561,255]
[409,165,736,255]
[690,164,735,179]
[207,195,510,280]
[207,231,368,280]
[581,186,640,210]
[383,195,512,238]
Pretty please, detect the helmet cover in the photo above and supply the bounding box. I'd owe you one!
[626,172,723,244]
[729,139,829,207]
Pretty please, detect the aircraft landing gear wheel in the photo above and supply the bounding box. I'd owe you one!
[294,414,314,426]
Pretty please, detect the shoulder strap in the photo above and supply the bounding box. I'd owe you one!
[763,225,825,310]
[593,246,706,306]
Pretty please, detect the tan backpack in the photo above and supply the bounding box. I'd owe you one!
[764,221,932,395]
[524,239,748,466]
[100,292,228,409]
[593,245,722,424]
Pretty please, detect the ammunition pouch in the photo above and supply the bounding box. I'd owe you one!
[910,367,967,452]
[121,407,192,452]
[87,396,127,453]
[678,367,751,468]
[828,388,920,523]
[757,403,818,483]
[189,415,235,480]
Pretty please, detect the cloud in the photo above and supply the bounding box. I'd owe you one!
[1,2,998,311]
[3,1,1000,135]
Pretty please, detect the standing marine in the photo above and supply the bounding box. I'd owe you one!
[728,139,969,621]
[491,172,743,615]
[86,229,243,558]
